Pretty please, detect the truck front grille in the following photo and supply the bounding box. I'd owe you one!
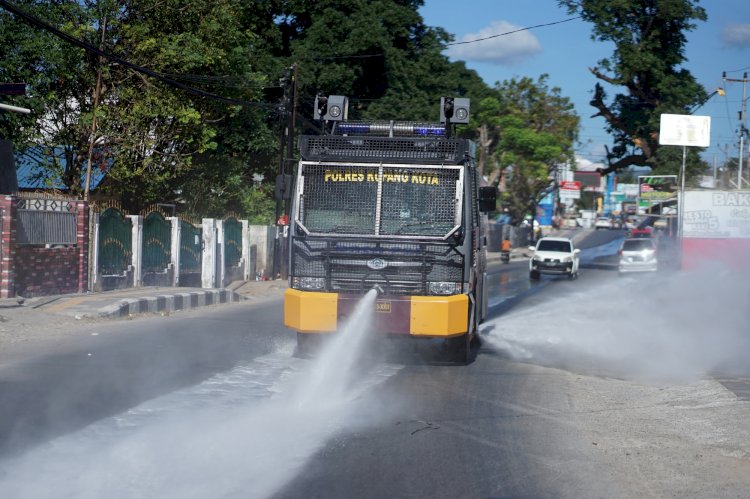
[291,238,463,296]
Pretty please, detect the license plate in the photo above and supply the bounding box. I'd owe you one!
[375,301,391,313]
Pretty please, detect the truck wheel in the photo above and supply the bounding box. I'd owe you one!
[530,270,540,280]
[447,334,471,364]
[296,332,316,357]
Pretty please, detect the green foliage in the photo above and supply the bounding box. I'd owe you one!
[94,0,273,211]
[482,76,579,224]
[278,0,487,124]
[0,0,99,196]
[558,0,709,176]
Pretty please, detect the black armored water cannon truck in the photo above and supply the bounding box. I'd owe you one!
[282,96,496,362]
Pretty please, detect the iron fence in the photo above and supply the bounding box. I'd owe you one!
[16,198,77,245]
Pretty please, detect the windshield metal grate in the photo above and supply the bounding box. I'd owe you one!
[297,162,461,239]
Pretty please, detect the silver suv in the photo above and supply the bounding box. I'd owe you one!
[618,238,657,275]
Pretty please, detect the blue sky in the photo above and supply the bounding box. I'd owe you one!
[419,0,750,171]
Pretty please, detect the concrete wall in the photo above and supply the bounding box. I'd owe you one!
[248,225,275,279]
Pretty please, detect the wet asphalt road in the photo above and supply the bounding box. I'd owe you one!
[6,228,747,498]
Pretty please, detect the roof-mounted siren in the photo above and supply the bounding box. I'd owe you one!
[314,95,348,121]
[439,97,470,124]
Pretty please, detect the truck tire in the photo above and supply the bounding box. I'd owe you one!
[296,332,317,357]
[530,270,540,280]
[447,333,471,364]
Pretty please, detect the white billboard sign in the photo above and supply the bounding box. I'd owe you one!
[659,114,711,147]
[683,190,750,239]
[559,189,580,200]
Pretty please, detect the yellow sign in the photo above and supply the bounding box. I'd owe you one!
[324,170,439,185]
[375,301,391,313]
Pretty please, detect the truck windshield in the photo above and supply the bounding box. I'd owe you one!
[297,163,461,238]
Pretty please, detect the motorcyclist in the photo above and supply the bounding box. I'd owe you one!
[501,238,511,262]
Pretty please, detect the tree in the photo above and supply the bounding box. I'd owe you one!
[0,0,99,195]
[95,0,273,211]
[274,0,487,124]
[558,0,708,175]
[471,94,503,179]
[486,76,579,224]
[1,0,278,212]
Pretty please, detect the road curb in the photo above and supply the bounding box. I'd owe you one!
[96,289,245,319]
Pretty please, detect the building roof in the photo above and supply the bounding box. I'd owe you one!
[15,146,106,191]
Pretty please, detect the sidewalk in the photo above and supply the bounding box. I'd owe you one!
[0,279,289,321]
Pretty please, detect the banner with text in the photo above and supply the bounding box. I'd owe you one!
[683,190,750,239]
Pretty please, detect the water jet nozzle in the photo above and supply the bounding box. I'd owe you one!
[372,284,384,295]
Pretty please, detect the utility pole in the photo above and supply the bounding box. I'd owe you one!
[280,63,297,280]
[272,64,297,280]
[0,83,30,195]
[724,72,749,189]
[84,15,107,201]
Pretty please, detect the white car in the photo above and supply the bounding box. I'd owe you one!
[594,217,613,230]
[528,237,580,280]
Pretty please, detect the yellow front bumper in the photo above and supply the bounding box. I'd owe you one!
[284,288,469,337]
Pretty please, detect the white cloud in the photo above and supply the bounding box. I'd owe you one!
[446,20,541,65]
[722,23,750,47]
[575,155,604,172]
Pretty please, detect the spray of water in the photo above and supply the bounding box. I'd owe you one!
[0,289,396,499]
[293,288,379,408]
[482,264,750,384]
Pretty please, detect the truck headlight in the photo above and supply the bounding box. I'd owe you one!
[532,255,541,262]
[292,277,325,290]
[428,281,461,295]
[562,256,573,263]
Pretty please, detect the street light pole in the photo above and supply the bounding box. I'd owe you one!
[724,72,748,189]
[0,102,30,114]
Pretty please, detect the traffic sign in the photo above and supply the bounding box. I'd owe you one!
[0,83,26,96]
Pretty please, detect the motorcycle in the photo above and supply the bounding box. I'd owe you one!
[500,251,510,264]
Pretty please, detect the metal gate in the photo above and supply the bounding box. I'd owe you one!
[224,217,242,270]
[98,207,132,275]
[142,211,171,272]
[179,220,202,273]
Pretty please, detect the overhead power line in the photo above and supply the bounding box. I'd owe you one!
[0,0,277,109]
[308,15,583,61]
[444,16,582,46]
